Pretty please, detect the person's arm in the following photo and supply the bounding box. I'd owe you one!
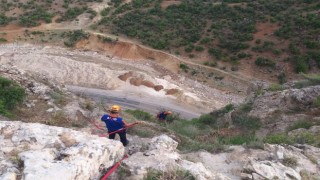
[101,114,109,122]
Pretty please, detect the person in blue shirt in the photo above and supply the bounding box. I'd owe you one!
[101,105,129,146]
[157,110,172,122]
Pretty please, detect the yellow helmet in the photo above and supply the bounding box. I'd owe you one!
[111,105,121,113]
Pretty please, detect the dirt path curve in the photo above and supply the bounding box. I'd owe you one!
[67,85,202,119]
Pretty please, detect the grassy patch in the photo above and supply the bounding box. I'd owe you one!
[268,83,284,91]
[287,120,313,132]
[294,74,320,88]
[124,109,154,121]
[219,134,257,145]
[143,168,195,180]
[264,134,293,145]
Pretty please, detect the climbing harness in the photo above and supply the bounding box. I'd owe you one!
[101,155,128,180]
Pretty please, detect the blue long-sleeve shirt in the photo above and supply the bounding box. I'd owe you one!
[101,114,125,132]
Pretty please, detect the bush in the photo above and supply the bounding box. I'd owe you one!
[63,30,89,47]
[232,115,261,130]
[19,8,52,27]
[0,14,10,25]
[0,38,7,42]
[196,114,217,126]
[255,57,275,67]
[294,56,309,73]
[0,76,25,117]
[179,63,189,72]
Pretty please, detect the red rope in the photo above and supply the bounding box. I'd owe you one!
[101,155,128,180]
[98,122,140,137]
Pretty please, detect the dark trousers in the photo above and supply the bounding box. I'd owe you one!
[108,130,128,146]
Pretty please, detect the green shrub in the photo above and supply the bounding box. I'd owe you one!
[0,76,25,117]
[224,104,234,113]
[124,109,153,121]
[19,8,52,27]
[203,61,217,67]
[179,63,189,72]
[0,38,7,42]
[232,115,261,130]
[0,14,10,25]
[287,120,313,131]
[264,134,293,144]
[196,114,217,126]
[63,30,89,47]
[255,57,275,67]
[294,56,308,73]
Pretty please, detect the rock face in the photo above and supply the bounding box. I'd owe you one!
[249,85,320,120]
[0,121,124,180]
[122,135,230,180]
[183,144,320,180]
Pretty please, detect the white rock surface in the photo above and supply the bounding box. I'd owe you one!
[123,135,229,180]
[0,121,124,180]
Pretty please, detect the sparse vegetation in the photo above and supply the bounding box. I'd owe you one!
[264,134,293,145]
[0,38,7,42]
[268,83,284,92]
[287,120,313,132]
[0,76,26,117]
[19,8,52,27]
[125,109,153,121]
[63,30,89,47]
[143,168,195,180]
[282,157,298,168]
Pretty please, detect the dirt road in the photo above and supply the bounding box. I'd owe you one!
[67,85,203,119]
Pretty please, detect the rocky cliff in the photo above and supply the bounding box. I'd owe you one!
[0,121,124,180]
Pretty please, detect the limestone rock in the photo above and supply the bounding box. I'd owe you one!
[0,121,124,180]
[249,85,320,120]
[244,159,301,180]
[180,160,231,180]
